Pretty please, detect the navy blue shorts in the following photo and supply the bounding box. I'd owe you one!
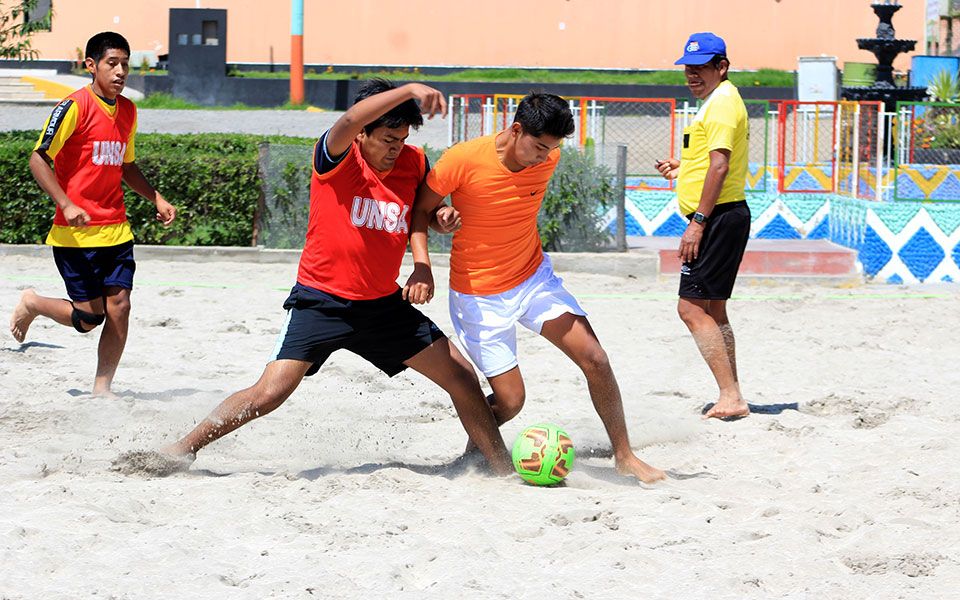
[271,284,445,377]
[52,241,136,302]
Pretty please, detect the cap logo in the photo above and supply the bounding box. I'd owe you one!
[687,41,700,52]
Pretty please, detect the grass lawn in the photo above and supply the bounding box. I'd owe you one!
[228,67,795,87]
[133,93,315,110]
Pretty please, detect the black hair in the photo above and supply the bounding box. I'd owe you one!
[709,55,729,68]
[85,32,130,62]
[513,93,576,138]
[354,78,424,134]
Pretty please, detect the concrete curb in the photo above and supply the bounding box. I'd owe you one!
[0,243,661,277]
[0,244,860,284]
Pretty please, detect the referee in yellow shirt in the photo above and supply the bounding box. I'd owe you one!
[657,32,751,420]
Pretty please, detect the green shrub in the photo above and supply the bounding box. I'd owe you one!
[0,131,313,246]
[1,132,618,251]
[539,145,615,252]
[0,131,49,243]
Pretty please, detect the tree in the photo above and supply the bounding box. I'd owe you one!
[0,0,50,60]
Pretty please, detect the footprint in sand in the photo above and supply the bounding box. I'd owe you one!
[146,317,181,328]
[843,553,944,578]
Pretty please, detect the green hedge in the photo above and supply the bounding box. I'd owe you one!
[0,131,312,245]
[1,131,616,251]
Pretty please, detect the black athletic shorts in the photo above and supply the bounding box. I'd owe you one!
[678,201,751,300]
[271,283,445,377]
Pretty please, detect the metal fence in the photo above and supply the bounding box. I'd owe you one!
[893,101,960,202]
[836,100,883,200]
[450,93,676,185]
[775,100,837,194]
[258,98,960,249]
[447,94,921,203]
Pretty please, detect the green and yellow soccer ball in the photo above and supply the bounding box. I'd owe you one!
[512,423,575,485]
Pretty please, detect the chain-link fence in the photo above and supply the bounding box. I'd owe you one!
[256,142,454,251]
[745,100,773,194]
[776,101,837,193]
[894,101,960,202]
[580,97,675,187]
[448,94,494,146]
[256,143,312,249]
[836,101,882,200]
[257,98,915,252]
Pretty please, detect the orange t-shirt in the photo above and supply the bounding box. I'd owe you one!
[426,134,560,295]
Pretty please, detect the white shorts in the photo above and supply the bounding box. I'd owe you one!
[449,254,586,378]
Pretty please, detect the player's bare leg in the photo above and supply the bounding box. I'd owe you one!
[9,288,77,342]
[486,367,526,425]
[161,359,311,462]
[540,312,666,483]
[92,287,131,398]
[463,366,525,453]
[678,298,749,420]
[404,337,513,476]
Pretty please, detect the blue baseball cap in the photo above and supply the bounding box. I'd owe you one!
[674,32,727,65]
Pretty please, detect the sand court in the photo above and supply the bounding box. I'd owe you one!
[2,253,959,598]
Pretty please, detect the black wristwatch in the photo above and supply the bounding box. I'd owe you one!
[691,211,708,224]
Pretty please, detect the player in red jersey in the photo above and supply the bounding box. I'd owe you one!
[9,32,176,397]
[158,80,512,475]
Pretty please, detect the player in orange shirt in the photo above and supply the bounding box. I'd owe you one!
[9,32,176,397]
[407,93,665,483]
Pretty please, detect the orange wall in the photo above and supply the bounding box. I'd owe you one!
[27,0,927,71]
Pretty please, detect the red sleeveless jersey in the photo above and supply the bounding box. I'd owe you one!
[50,87,136,227]
[296,142,426,300]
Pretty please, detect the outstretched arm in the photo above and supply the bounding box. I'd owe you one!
[122,162,176,225]
[325,83,447,158]
[403,184,447,304]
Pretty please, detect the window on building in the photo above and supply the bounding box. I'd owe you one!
[25,0,52,32]
[202,20,219,46]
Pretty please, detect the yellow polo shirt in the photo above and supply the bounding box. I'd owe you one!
[676,80,748,215]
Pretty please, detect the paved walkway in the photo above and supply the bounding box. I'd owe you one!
[0,105,450,148]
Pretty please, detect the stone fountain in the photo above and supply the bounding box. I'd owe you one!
[841,0,926,109]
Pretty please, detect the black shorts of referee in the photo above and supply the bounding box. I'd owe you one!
[271,283,445,377]
[678,200,751,300]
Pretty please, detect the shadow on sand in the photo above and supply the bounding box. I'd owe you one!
[545,446,717,485]
[184,452,493,481]
[3,341,65,353]
[700,402,800,420]
[67,387,209,400]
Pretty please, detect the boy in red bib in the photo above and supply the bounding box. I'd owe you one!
[9,32,176,397]
[159,80,512,475]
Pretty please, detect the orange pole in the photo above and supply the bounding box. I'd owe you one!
[291,36,304,105]
[579,99,587,146]
[290,0,304,105]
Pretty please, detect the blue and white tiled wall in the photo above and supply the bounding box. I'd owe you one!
[605,170,960,284]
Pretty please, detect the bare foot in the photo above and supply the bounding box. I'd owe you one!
[703,397,750,420]
[92,388,121,400]
[9,289,38,343]
[615,454,667,483]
